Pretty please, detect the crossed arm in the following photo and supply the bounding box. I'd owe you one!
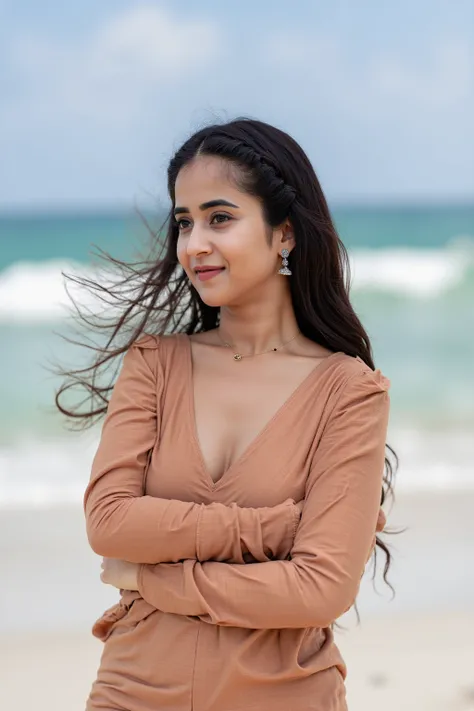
[132,366,390,629]
[85,340,390,630]
[84,341,301,567]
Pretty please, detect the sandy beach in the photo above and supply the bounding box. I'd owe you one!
[1,609,472,711]
[2,490,474,710]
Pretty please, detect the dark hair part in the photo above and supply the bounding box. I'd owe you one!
[53,116,401,623]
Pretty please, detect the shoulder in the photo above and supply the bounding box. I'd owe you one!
[347,356,391,390]
[124,333,162,379]
[131,333,160,350]
[325,353,391,415]
[128,332,184,378]
[130,332,183,352]
[316,354,391,435]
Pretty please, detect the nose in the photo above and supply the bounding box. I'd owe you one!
[185,223,212,257]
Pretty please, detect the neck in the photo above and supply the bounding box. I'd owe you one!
[217,285,299,355]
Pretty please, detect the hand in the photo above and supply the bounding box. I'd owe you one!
[296,499,304,516]
[100,558,140,591]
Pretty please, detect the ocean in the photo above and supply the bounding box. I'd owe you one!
[1,204,473,507]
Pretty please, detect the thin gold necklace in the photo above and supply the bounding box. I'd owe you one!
[216,329,300,361]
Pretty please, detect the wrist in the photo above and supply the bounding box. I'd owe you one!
[136,563,147,597]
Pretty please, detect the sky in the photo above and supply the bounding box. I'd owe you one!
[0,0,473,210]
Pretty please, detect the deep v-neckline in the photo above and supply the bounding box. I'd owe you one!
[182,333,344,489]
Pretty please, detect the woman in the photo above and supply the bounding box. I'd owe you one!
[56,117,398,710]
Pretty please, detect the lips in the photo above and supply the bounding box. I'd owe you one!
[195,267,225,282]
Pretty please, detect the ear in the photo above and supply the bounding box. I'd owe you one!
[278,219,295,254]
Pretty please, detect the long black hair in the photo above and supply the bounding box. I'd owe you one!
[54,116,400,617]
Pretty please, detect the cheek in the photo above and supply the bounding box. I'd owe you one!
[218,236,252,272]
[227,247,273,281]
[176,240,188,268]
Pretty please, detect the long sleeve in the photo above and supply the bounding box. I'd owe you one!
[84,336,301,565]
[136,366,391,629]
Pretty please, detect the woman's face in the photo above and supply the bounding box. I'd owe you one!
[175,155,293,307]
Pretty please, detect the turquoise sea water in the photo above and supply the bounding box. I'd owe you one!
[1,203,473,269]
[0,203,473,504]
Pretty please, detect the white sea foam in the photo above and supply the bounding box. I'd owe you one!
[0,259,93,322]
[0,433,99,509]
[0,259,131,323]
[350,236,474,297]
[0,239,473,322]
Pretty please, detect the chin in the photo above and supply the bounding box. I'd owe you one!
[197,290,229,308]
[197,283,247,308]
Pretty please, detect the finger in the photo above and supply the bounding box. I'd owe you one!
[376,508,387,532]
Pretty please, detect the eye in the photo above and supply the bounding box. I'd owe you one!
[174,218,191,231]
[211,213,232,225]
[174,213,232,231]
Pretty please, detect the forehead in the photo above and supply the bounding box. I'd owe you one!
[174,155,245,204]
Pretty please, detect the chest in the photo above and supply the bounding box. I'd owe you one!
[145,336,338,506]
[192,363,305,484]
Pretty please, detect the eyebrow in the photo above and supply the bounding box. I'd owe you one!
[173,199,239,216]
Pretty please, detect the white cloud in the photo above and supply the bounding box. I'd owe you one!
[1,6,472,205]
[262,31,472,115]
[96,5,219,81]
[370,40,473,109]
[255,29,473,199]
[6,4,220,123]
[261,30,341,68]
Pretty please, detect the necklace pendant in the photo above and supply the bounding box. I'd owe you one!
[233,353,243,361]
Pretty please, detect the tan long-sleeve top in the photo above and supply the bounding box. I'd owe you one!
[84,333,391,711]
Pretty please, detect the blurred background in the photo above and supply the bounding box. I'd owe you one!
[1,2,473,710]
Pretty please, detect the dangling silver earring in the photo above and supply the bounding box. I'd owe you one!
[278,248,292,276]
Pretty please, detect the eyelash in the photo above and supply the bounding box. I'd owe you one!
[174,213,232,231]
